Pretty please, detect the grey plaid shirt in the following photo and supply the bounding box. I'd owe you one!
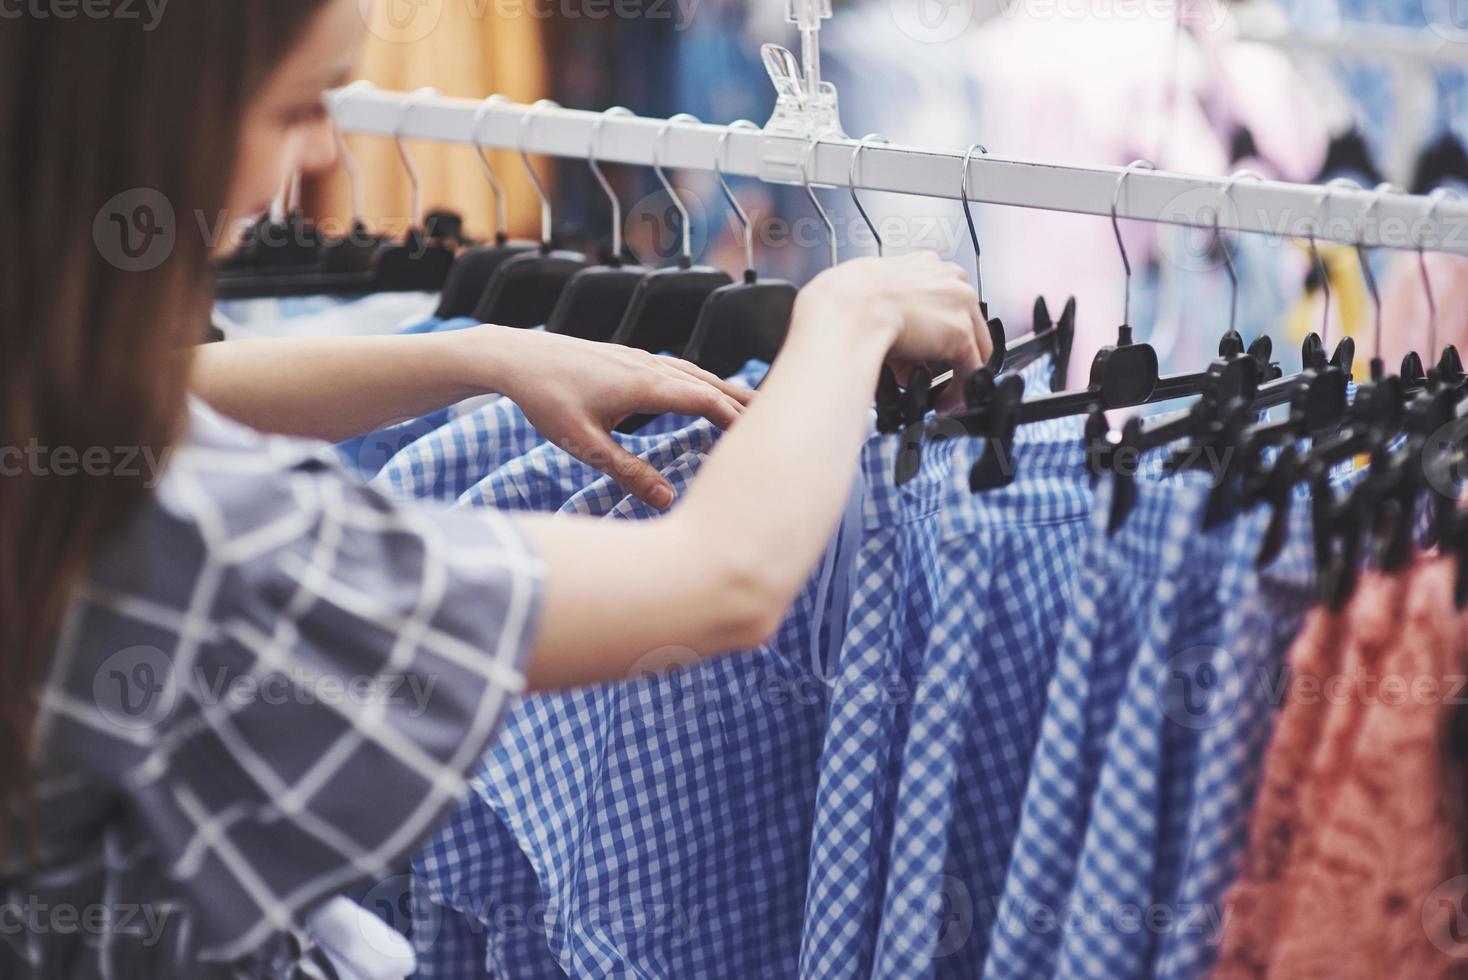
[1,400,545,978]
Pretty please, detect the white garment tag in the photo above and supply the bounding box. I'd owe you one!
[305,896,417,980]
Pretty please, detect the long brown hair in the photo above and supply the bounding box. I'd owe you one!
[0,1,331,854]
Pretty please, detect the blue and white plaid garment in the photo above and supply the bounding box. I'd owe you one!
[798,354,1065,980]
[1148,502,1314,980]
[371,360,767,503]
[982,470,1206,980]
[796,431,961,980]
[333,317,482,481]
[458,418,721,513]
[418,423,868,978]
[1051,472,1238,980]
[869,422,1094,980]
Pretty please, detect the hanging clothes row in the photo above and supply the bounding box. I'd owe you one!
[256,114,1468,975]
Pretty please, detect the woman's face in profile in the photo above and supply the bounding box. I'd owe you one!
[219,0,366,259]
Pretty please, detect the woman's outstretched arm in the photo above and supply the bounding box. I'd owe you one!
[520,252,989,691]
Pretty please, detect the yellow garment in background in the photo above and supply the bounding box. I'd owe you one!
[307,4,548,242]
[1283,242,1368,381]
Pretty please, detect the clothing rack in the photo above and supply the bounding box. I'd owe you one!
[330,85,1468,256]
[1231,18,1468,193]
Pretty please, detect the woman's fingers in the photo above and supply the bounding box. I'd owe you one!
[637,377,744,431]
[660,357,758,406]
[563,427,679,510]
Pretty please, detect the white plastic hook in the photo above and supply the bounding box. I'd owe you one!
[1418,187,1460,358]
[849,133,890,258]
[802,136,838,268]
[1213,169,1263,335]
[394,86,438,229]
[1111,159,1155,329]
[590,106,636,261]
[960,143,989,306]
[716,120,762,275]
[652,113,701,263]
[330,81,376,224]
[518,99,560,247]
[472,94,512,242]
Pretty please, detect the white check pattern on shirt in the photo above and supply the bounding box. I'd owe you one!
[12,399,544,976]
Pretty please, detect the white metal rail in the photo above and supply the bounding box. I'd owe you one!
[331,86,1468,255]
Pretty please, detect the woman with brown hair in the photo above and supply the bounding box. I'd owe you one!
[0,0,990,974]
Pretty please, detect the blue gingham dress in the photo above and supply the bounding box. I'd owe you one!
[1150,503,1320,980]
[418,422,863,978]
[982,471,1207,980]
[1052,475,1239,980]
[796,432,961,980]
[870,423,1094,980]
[1,399,545,979]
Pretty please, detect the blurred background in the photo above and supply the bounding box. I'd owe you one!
[304,0,1468,382]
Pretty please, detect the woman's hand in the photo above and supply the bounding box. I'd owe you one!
[488,329,754,510]
[794,251,991,410]
[520,252,995,690]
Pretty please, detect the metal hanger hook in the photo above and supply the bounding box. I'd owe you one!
[519,99,561,247]
[960,143,989,306]
[652,112,701,263]
[394,86,438,229]
[1418,187,1460,358]
[590,106,635,262]
[849,133,890,258]
[1110,159,1155,328]
[1306,177,1355,350]
[716,120,762,276]
[1356,181,1402,362]
[472,94,513,241]
[1214,168,1262,336]
[329,81,375,224]
[802,134,838,269]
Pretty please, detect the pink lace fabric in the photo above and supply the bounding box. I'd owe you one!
[1214,558,1468,978]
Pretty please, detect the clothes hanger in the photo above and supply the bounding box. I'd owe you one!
[214,86,455,299]
[1313,125,1386,187]
[681,119,799,377]
[1010,160,1163,423]
[1407,85,1468,195]
[1418,188,1468,384]
[370,87,458,292]
[320,83,390,275]
[434,94,538,318]
[542,106,655,341]
[886,141,1019,483]
[472,99,592,327]
[998,295,1076,393]
[608,113,735,355]
[1092,171,1268,531]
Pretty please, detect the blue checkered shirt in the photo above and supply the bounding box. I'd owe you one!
[869,423,1094,980]
[371,360,767,503]
[796,432,958,980]
[417,418,863,978]
[1050,473,1238,980]
[982,469,1213,980]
